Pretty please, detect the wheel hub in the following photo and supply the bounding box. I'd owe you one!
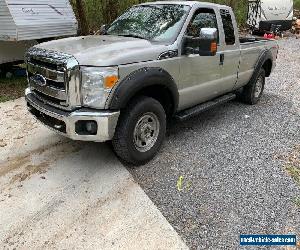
[133,113,160,152]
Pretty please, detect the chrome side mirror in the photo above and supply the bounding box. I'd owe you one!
[182,28,218,56]
[198,28,218,56]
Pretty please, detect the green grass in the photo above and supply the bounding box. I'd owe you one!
[293,197,300,208]
[285,146,300,185]
[286,165,300,186]
[0,77,27,103]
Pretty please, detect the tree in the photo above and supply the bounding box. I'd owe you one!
[74,0,89,35]
[101,0,120,24]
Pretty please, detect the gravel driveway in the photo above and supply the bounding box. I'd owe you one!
[129,38,300,249]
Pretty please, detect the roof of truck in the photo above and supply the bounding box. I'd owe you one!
[140,1,229,8]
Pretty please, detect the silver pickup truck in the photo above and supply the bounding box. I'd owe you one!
[25,1,278,165]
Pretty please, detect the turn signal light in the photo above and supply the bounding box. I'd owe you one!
[210,42,217,54]
[104,75,119,89]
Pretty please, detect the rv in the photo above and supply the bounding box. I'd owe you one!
[0,0,77,72]
[247,0,294,33]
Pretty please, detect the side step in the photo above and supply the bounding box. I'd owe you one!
[175,93,236,121]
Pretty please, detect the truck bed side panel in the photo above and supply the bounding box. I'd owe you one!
[235,40,277,89]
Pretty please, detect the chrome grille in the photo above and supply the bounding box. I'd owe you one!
[26,47,80,111]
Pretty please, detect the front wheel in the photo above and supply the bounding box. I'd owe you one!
[112,96,166,166]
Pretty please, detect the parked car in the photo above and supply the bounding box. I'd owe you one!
[0,0,77,73]
[247,0,294,33]
[25,1,278,165]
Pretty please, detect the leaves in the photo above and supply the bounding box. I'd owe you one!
[71,0,250,33]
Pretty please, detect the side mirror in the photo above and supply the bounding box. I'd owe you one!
[198,28,218,56]
[182,28,218,56]
[99,24,108,35]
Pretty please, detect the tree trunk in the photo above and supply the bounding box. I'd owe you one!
[75,0,89,35]
[102,0,120,24]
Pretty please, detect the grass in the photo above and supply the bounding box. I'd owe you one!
[285,146,300,184]
[281,146,300,208]
[293,197,300,208]
[278,145,300,208]
[0,77,27,103]
[286,165,300,186]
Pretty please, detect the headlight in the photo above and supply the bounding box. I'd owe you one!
[81,66,119,108]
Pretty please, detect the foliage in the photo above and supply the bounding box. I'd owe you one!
[71,0,249,32]
[295,0,300,9]
[71,0,300,32]
[70,0,300,31]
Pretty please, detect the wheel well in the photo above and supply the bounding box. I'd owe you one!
[129,85,175,118]
[262,59,272,77]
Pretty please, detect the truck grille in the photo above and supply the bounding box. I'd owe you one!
[26,47,79,111]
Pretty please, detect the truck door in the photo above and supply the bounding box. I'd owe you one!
[179,7,224,110]
[218,9,240,91]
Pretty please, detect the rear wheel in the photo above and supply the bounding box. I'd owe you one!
[112,96,166,166]
[239,68,265,105]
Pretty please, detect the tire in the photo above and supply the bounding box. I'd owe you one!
[112,96,166,166]
[239,68,265,105]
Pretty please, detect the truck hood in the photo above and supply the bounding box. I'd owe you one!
[35,35,168,66]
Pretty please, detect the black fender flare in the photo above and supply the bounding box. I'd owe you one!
[107,67,179,114]
[250,49,273,83]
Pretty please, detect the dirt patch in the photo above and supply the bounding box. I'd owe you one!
[0,77,27,103]
[0,155,31,178]
[0,140,7,147]
[10,163,49,184]
[0,141,82,187]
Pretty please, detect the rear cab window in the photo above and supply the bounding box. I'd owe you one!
[220,9,236,45]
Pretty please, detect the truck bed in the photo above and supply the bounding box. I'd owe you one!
[239,37,270,44]
[236,37,278,88]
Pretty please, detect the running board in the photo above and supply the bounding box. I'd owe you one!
[175,93,236,121]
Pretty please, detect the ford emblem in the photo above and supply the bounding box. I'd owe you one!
[30,74,47,87]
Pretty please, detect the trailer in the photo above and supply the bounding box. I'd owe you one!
[0,0,77,69]
[247,0,294,33]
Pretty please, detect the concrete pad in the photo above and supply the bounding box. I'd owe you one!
[0,98,188,250]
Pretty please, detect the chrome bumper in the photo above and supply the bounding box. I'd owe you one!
[25,88,120,142]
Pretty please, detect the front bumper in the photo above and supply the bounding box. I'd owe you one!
[25,88,120,142]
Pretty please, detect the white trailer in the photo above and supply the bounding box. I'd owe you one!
[0,0,77,66]
[247,0,294,33]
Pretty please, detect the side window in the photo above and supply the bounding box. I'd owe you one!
[220,9,235,45]
[186,8,218,41]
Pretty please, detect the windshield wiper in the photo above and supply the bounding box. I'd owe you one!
[119,34,147,40]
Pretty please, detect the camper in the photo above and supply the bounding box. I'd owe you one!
[247,0,294,33]
[0,0,77,72]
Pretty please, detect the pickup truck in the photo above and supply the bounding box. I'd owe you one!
[25,1,278,165]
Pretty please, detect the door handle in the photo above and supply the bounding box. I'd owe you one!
[220,54,225,66]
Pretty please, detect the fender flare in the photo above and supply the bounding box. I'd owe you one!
[107,67,179,114]
[250,49,273,83]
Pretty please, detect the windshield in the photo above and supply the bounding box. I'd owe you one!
[106,4,190,43]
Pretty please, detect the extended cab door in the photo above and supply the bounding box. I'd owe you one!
[217,8,240,92]
[179,7,227,110]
